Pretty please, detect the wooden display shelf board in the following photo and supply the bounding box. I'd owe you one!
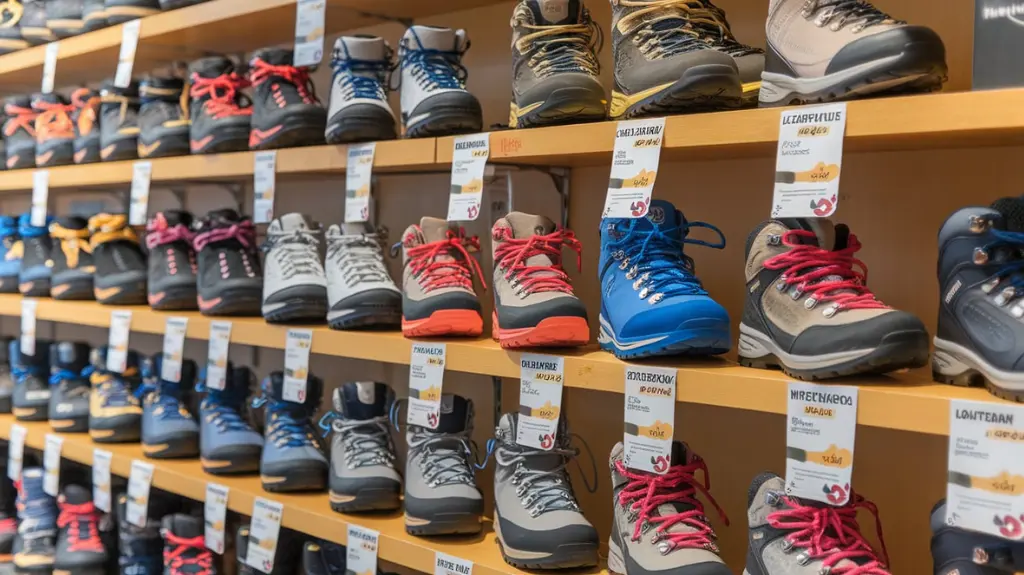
[0,295,1008,436]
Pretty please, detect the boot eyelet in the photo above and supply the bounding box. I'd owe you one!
[776,279,788,292]
[981,277,1000,293]
[995,287,1016,307]
[822,304,839,318]
[969,215,988,233]
[639,287,650,299]
[804,297,817,310]
[974,247,989,265]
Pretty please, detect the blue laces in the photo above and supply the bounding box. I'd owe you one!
[254,394,318,448]
[197,381,254,433]
[95,375,134,407]
[17,217,49,239]
[605,219,725,299]
[136,380,190,420]
[399,29,467,90]
[49,365,92,386]
[0,218,16,240]
[332,42,390,100]
[12,365,43,384]
[984,229,1024,293]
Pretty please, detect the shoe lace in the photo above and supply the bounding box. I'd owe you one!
[616,0,723,59]
[397,30,468,90]
[35,100,75,140]
[50,223,93,269]
[767,493,889,575]
[70,88,100,135]
[800,0,900,31]
[57,501,103,552]
[198,382,255,433]
[254,396,321,449]
[136,380,192,421]
[489,435,598,517]
[12,364,43,385]
[318,412,396,469]
[192,219,256,252]
[18,217,48,239]
[975,228,1024,307]
[514,8,603,77]
[249,58,320,105]
[691,0,763,55]
[263,227,324,279]
[49,366,93,399]
[331,42,392,100]
[3,103,36,137]
[100,92,138,126]
[764,229,887,313]
[94,373,137,408]
[0,1,23,26]
[402,229,486,292]
[145,220,194,251]
[614,457,728,553]
[88,214,138,248]
[493,227,581,295]
[189,72,252,119]
[163,531,213,575]
[408,425,478,487]
[326,228,392,287]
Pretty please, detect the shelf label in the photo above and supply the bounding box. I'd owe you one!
[347,525,379,575]
[253,151,276,224]
[435,552,473,575]
[126,459,155,528]
[345,143,376,223]
[115,19,142,89]
[20,299,37,357]
[603,118,665,219]
[946,399,1024,539]
[408,343,446,429]
[785,382,858,505]
[517,354,564,450]
[283,329,312,403]
[772,102,847,219]
[42,42,59,93]
[92,449,112,513]
[205,321,232,391]
[129,161,153,225]
[447,134,489,222]
[8,424,25,480]
[204,482,229,554]
[160,317,188,383]
[42,434,62,497]
[246,497,283,572]
[31,170,49,227]
[107,310,132,373]
[623,365,676,474]
[293,0,326,67]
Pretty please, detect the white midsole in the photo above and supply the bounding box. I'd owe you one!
[597,314,667,350]
[933,337,1024,390]
[758,54,901,103]
[738,323,874,369]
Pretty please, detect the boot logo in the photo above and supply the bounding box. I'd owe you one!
[945,279,962,304]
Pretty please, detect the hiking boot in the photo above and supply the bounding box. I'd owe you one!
[197,362,262,475]
[300,540,346,575]
[0,1,30,54]
[0,452,15,563]
[13,468,58,574]
[55,485,107,575]
[700,0,762,106]
[738,218,929,379]
[404,393,483,535]
[509,0,605,129]
[193,209,262,316]
[103,0,157,25]
[88,213,147,304]
[493,412,598,569]
[161,514,214,575]
[187,56,252,154]
[47,341,91,433]
[247,47,326,150]
[261,213,327,323]
[48,216,95,300]
[46,0,84,38]
[930,499,1024,574]
[320,382,401,513]
[255,372,328,492]
[608,441,730,575]
[99,80,140,162]
[4,96,37,169]
[325,35,396,144]
[745,472,890,575]
[145,210,197,310]
[20,0,54,45]
[398,217,485,337]
[70,88,101,164]
[11,338,50,421]
[138,76,189,158]
[17,212,52,297]
[236,524,299,575]
[138,353,200,459]
[0,217,19,293]
[398,25,481,138]
[491,212,588,348]
[81,0,105,32]
[32,93,75,167]
[325,222,401,330]
[116,492,163,575]
[88,346,143,443]
[0,336,13,413]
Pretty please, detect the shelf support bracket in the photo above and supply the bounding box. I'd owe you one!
[491,376,503,427]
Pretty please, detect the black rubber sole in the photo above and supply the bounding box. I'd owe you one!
[90,426,141,443]
[138,134,190,159]
[261,463,327,493]
[329,487,401,513]
[6,148,36,170]
[51,278,94,300]
[191,127,250,154]
[49,417,89,433]
[511,86,607,129]
[74,142,101,164]
[738,331,930,381]
[250,122,326,151]
[199,288,262,317]
[0,396,11,413]
[0,277,18,293]
[326,111,397,144]
[149,284,198,311]
[327,307,401,330]
[613,64,742,119]
[263,298,328,324]
[19,279,51,297]
[201,448,262,475]
[143,434,199,459]
[36,142,75,168]
[12,404,48,422]
[404,105,482,139]
[405,512,482,536]
[934,366,1024,403]
[96,281,147,305]
[100,138,138,162]
[498,541,600,570]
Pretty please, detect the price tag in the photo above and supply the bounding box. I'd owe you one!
[20,299,37,357]
[283,329,312,403]
[253,151,276,224]
[603,118,665,219]
[128,161,152,225]
[946,400,1024,539]
[447,134,489,221]
[92,449,112,512]
[160,317,188,383]
[41,42,59,93]
[622,365,676,474]
[517,354,564,450]
[408,343,446,429]
[346,525,379,575]
[7,424,26,480]
[126,460,154,527]
[345,143,376,223]
[785,382,858,505]
[107,310,132,373]
[30,170,49,227]
[114,19,142,88]
[246,497,283,572]
[43,434,63,497]
[771,103,846,218]
[293,0,326,67]
[205,321,232,391]
[204,483,229,554]
[435,552,473,575]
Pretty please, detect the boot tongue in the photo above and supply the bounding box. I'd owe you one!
[205,209,243,227]
[526,0,582,25]
[274,213,314,233]
[190,56,235,78]
[418,217,455,243]
[341,222,372,236]
[498,212,559,269]
[632,200,683,238]
[433,394,471,434]
[336,382,388,420]
[62,485,91,505]
[337,35,387,61]
[52,342,90,373]
[154,210,192,228]
[404,25,459,51]
[252,47,294,67]
[267,372,321,408]
[780,218,836,249]
[992,197,1024,232]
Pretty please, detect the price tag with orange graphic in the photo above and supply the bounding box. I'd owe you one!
[772,102,846,219]
[293,0,326,67]
[253,151,276,224]
[447,134,489,222]
[31,170,48,227]
[126,459,155,527]
[517,354,564,450]
[283,329,313,403]
[42,434,62,497]
[346,525,379,575]
[114,19,141,88]
[246,497,284,572]
[161,317,188,383]
[345,143,376,223]
[129,161,152,226]
[8,424,25,481]
[947,400,1024,539]
[20,299,36,357]
[603,118,665,219]
[623,365,676,474]
[408,343,446,429]
[107,310,132,373]
[41,42,58,93]
[205,321,232,391]
[435,552,473,575]
[785,382,858,505]
[92,449,112,512]
[204,482,229,554]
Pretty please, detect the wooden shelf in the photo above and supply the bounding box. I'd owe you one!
[0,295,1007,436]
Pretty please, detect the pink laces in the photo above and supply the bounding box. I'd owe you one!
[145,215,194,250]
[193,221,255,252]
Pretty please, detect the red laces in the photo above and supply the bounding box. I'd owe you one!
[764,229,887,311]
[767,494,889,575]
[3,104,36,137]
[189,72,252,119]
[614,457,728,553]
[57,501,103,552]
[0,516,14,534]
[248,58,318,104]
[406,228,487,291]
[164,532,213,574]
[493,228,582,295]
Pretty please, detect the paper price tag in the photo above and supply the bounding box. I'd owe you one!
[246,497,283,572]
[7,424,26,481]
[435,552,473,575]
[20,299,37,357]
[345,143,376,223]
[408,343,446,429]
[785,382,858,505]
[126,460,155,528]
[205,321,232,391]
[30,170,49,227]
[347,525,379,575]
[253,151,276,224]
[293,0,326,67]
[946,400,1024,539]
[92,449,112,512]
[772,103,847,218]
[623,365,676,474]
[42,434,63,497]
[160,317,188,382]
[283,329,312,403]
[204,483,229,554]
[603,118,665,219]
[107,310,132,373]
[114,19,142,88]
[517,354,564,450]
[42,42,58,93]
[129,161,153,225]
[447,134,489,221]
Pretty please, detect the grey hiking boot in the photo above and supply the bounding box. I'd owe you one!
[138,76,189,158]
[404,393,483,536]
[744,472,890,575]
[492,412,598,569]
[608,441,730,575]
[261,213,328,323]
[321,382,401,513]
[47,341,91,433]
[99,79,140,162]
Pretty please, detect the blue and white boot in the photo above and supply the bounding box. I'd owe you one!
[197,362,263,475]
[255,372,328,492]
[325,35,396,144]
[138,353,200,459]
[398,25,481,138]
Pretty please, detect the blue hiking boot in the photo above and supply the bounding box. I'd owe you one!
[11,339,51,422]
[931,500,1024,574]
[138,353,200,459]
[116,493,163,575]
[54,485,107,575]
[0,216,20,293]
[598,199,730,359]
[198,363,262,475]
[47,341,92,433]
[254,372,327,492]
[88,346,143,443]
[13,467,58,574]
[17,213,53,297]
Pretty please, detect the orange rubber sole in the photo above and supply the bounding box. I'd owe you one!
[492,312,590,348]
[403,309,482,337]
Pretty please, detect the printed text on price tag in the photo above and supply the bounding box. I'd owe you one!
[126,460,155,527]
[205,321,232,391]
[161,317,188,383]
[447,134,488,221]
[205,483,229,554]
[435,552,473,575]
[517,354,564,450]
[345,143,375,223]
[347,525,379,575]
[293,0,326,67]
[42,43,58,93]
[283,329,312,403]
[107,310,132,373]
[20,299,37,357]
[43,434,63,497]
[31,170,49,227]
[785,382,858,505]
[253,151,276,224]
[115,19,141,88]
[8,424,26,480]
[603,118,664,219]
[92,449,112,512]
[246,497,283,572]
[771,103,846,219]
[622,365,676,474]
[129,161,152,225]
[408,343,446,429]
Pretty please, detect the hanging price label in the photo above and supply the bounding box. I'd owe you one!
[204,483,229,554]
[205,321,232,391]
[160,317,188,383]
[447,134,489,221]
[603,118,665,219]
[347,525,379,575]
[43,434,63,497]
[293,0,326,67]
[772,102,846,219]
[785,382,858,505]
[246,497,284,572]
[114,19,142,88]
[622,365,676,474]
[20,299,37,357]
[7,424,26,481]
[31,170,49,227]
[107,310,132,373]
[345,143,376,223]
[128,161,153,225]
[41,42,59,93]
[253,151,276,224]
[517,354,564,450]
[408,343,446,429]
[283,329,312,403]
[126,460,154,527]
[435,552,473,575]
[92,449,113,512]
